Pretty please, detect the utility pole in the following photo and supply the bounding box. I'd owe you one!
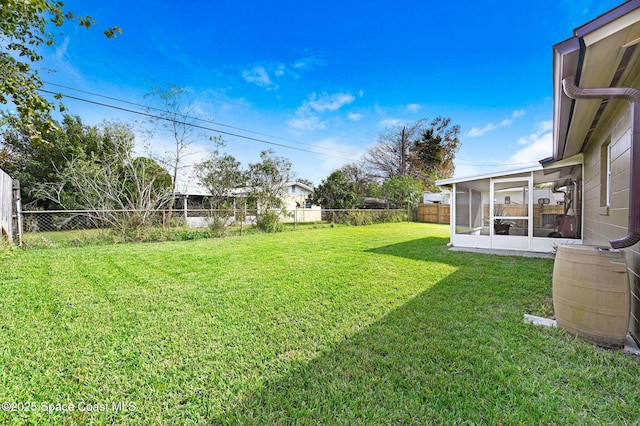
[400,126,407,176]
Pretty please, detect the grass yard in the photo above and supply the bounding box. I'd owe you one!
[1,222,639,424]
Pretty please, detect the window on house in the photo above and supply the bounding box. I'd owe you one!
[600,140,611,207]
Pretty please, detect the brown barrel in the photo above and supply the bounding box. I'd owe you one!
[552,245,630,348]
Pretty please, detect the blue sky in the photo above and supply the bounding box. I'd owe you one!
[34,0,624,189]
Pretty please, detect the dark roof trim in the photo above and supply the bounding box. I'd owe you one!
[552,0,640,162]
[574,0,640,37]
[538,156,555,167]
[553,36,580,55]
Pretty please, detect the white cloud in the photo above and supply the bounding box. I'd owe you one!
[378,118,402,128]
[468,122,498,137]
[55,37,70,60]
[405,103,421,113]
[504,132,553,165]
[516,120,554,145]
[504,119,553,166]
[348,112,364,121]
[538,119,553,132]
[467,109,527,137]
[274,63,286,77]
[287,92,356,134]
[453,117,552,179]
[292,56,326,70]
[286,115,326,133]
[307,92,355,112]
[242,66,277,90]
[243,57,326,90]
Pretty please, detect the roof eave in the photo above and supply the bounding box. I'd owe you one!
[552,0,640,161]
[552,37,581,161]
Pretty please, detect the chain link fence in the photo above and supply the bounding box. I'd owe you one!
[19,207,415,234]
[22,210,109,233]
[21,209,254,233]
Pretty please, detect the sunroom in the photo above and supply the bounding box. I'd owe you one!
[436,156,583,253]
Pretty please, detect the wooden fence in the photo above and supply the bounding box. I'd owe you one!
[0,168,14,242]
[417,203,450,224]
[417,203,565,227]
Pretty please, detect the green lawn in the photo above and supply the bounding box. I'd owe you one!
[1,223,639,424]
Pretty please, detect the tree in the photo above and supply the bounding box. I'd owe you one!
[310,170,359,209]
[409,117,460,191]
[381,175,422,209]
[364,120,424,180]
[365,117,460,190]
[247,150,293,232]
[34,121,172,233]
[339,161,380,199]
[194,143,244,209]
[0,1,120,139]
[145,85,202,225]
[0,114,119,208]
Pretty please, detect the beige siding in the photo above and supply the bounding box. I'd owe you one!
[581,104,640,341]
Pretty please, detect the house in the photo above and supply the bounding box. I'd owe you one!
[175,181,321,226]
[439,0,640,344]
[551,0,640,343]
[361,197,387,209]
[422,189,451,204]
[279,181,322,223]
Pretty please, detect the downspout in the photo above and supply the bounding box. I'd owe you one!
[562,76,640,248]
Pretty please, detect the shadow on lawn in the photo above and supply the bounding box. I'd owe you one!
[212,239,565,424]
[364,236,452,263]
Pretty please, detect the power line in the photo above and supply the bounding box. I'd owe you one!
[39,84,536,168]
[38,89,357,162]
[42,81,362,157]
[455,159,541,167]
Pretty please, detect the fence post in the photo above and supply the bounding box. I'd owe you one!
[12,179,23,245]
[294,208,297,231]
[183,194,188,225]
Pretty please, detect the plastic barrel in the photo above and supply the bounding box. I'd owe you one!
[552,244,630,348]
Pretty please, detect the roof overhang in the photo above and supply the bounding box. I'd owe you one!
[436,154,583,188]
[436,164,542,187]
[553,0,640,160]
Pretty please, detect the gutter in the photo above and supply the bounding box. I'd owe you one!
[562,76,640,249]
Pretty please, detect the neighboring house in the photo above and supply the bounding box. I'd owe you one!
[361,197,387,209]
[439,1,640,344]
[422,190,451,204]
[492,188,562,207]
[280,181,322,223]
[175,181,321,226]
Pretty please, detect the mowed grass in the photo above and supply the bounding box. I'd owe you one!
[1,223,639,424]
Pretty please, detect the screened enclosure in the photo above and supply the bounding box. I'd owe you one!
[440,159,582,252]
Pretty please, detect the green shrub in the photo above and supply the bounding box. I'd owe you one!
[208,214,230,237]
[168,216,187,228]
[348,210,373,226]
[256,211,283,233]
[372,211,407,224]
